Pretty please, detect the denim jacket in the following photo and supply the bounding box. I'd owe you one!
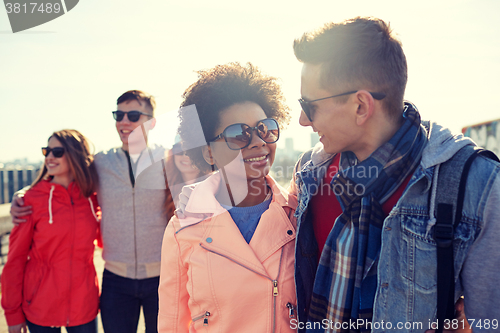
[290,121,500,332]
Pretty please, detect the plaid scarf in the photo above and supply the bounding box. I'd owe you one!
[307,103,426,332]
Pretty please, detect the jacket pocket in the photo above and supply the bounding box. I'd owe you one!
[24,264,45,305]
[191,310,211,329]
[400,214,476,291]
[286,302,297,319]
[400,215,438,291]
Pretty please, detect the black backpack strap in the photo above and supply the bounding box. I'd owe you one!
[434,147,499,333]
[455,150,499,230]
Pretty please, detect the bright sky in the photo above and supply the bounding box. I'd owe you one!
[1,0,499,163]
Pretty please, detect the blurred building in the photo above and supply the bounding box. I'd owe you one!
[0,160,42,204]
[463,119,500,155]
[310,133,319,147]
[272,136,320,186]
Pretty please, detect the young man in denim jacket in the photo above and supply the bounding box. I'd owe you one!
[290,17,500,333]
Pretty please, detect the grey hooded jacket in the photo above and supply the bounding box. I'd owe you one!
[95,145,168,279]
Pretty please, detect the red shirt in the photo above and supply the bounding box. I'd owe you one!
[309,154,412,258]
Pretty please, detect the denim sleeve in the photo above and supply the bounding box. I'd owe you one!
[461,170,500,332]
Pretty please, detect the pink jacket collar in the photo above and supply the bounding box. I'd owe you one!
[179,172,296,228]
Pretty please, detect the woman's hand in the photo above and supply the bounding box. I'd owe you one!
[8,322,27,333]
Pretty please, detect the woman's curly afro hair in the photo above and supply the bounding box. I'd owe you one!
[178,62,290,173]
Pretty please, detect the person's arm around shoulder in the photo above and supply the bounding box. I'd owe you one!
[1,200,35,329]
[10,186,32,225]
[90,193,103,248]
[158,216,191,333]
[460,170,500,332]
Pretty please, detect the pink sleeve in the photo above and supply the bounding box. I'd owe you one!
[158,219,191,333]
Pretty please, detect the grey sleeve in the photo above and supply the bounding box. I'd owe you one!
[461,173,500,332]
[13,185,31,199]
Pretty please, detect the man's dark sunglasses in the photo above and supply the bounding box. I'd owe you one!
[209,118,280,150]
[112,110,153,122]
[42,147,65,158]
[298,90,386,122]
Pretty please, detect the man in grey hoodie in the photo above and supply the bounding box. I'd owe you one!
[291,17,500,333]
[95,90,167,333]
[11,90,168,333]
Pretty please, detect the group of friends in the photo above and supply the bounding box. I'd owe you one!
[2,16,500,333]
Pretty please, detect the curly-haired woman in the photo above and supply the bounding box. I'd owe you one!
[158,62,298,333]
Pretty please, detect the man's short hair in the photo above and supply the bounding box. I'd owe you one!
[294,17,407,119]
[117,90,156,116]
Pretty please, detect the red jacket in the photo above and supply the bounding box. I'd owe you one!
[1,180,100,327]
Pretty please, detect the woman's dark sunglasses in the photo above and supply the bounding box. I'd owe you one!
[112,110,153,122]
[209,118,280,150]
[298,90,386,122]
[42,147,65,158]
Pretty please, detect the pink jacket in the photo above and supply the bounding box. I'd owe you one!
[158,174,298,333]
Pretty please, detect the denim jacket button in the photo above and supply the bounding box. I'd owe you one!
[385,227,392,231]
[381,283,389,288]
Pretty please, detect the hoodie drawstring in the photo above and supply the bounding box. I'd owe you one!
[88,198,99,222]
[48,186,98,224]
[48,185,55,224]
[425,164,440,238]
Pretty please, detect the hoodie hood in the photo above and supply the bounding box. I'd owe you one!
[420,120,476,169]
[29,180,98,224]
[30,179,80,196]
[310,141,333,168]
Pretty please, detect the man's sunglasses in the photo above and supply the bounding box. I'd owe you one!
[209,118,280,150]
[42,147,65,158]
[298,90,386,122]
[112,110,153,122]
